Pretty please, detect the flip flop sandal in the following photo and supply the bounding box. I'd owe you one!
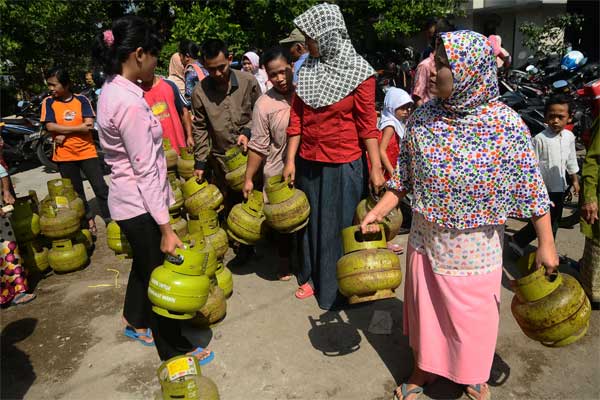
[11,292,36,306]
[295,283,314,299]
[124,327,155,347]
[277,273,293,281]
[393,383,424,400]
[465,384,491,400]
[189,346,215,366]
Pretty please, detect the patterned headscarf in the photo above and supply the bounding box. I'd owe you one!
[388,30,550,229]
[293,3,375,109]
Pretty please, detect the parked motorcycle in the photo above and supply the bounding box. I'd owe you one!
[0,97,45,171]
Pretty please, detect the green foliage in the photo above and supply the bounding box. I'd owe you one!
[0,0,467,96]
[0,0,113,93]
[367,0,466,38]
[519,14,584,58]
[162,2,248,62]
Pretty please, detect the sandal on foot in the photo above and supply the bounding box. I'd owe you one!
[387,243,404,254]
[124,327,154,347]
[188,346,214,366]
[393,383,424,400]
[295,283,314,299]
[465,384,491,400]
[11,292,36,306]
[278,272,292,281]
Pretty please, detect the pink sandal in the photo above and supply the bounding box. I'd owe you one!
[295,283,314,299]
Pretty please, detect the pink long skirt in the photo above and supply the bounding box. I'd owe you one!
[403,245,502,385]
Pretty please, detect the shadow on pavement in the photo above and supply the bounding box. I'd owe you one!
[1,317,38,400]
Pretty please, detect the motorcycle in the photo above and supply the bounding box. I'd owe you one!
[0,97,45,172]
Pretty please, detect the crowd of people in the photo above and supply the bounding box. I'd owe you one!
[1,3,598,400]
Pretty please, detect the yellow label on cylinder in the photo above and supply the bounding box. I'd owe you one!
[166,356,197,381]
[55,196,69,208]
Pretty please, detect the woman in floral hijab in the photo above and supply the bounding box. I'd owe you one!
[361,31,558,400]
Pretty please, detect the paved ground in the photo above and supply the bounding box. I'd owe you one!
[1,165,599,400]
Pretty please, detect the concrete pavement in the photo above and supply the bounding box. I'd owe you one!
[1,165,599,400]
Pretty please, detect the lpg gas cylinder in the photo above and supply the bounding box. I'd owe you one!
[156,355,220,400]
[48,239,88,273]
[263,175,310,233]
[191,284,227,328]
[226,190,265,245]
[511,253,591,347]
[177,147,195,180]
[43,179,85,219]
[20,240,49,274]
[10,195,40,242]
[106,221,132,257]
[354,193,403,241]
[40,205,80,239]
[196,209,228,259]
[215,262,233,298]
[336,225,402,304]
[164,138,178,170]
[224,146,247,191]
[148,245,211,319]
[182,178,223,216]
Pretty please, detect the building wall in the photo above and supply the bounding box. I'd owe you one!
[469,3,568,67]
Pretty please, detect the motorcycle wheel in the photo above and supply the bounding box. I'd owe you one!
[36,131,58,171]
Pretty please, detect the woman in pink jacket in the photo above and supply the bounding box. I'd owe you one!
[92,16,213,365]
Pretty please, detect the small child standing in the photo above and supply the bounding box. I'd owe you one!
[379,87,413,179]
[378,88,413,254]
[510,94,580,256]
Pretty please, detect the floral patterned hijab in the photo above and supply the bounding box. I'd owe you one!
[389,30,550,229]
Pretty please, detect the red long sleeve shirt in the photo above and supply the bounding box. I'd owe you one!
[287,76,379,163]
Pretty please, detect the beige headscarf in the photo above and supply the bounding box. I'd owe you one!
[167,53,186,95]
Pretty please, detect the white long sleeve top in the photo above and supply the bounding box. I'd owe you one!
[533,127,579,192]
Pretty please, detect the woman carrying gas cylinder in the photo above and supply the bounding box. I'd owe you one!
[282,3,385,310]
[92,16,213,364]
[361,31,558,400]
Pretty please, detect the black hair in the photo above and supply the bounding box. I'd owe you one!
[261,47,291,70]
[202,39,229,60]
[423,18,437,31]
[545,94,573,115]
[92,16,162,76]
[431,18,456,48]
[45,67,71,87]
[178,39,200,59]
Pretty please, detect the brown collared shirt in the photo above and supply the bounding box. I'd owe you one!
[191,69,261,170]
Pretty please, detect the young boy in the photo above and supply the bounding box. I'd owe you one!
[510,94,580,256]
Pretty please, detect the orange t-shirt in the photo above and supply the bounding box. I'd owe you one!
[40,94,97,162]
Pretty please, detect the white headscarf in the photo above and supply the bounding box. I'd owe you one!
[378,88,412,139]
[244,51,269,93]
[293,3,375,109]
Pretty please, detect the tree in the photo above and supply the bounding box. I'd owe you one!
[366,0,466,38]
[0,0,118,93]
[519,14,584,58]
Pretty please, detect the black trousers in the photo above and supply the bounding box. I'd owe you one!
[513,191,565,247]
[57,157,110,222]
[118,213,193,361]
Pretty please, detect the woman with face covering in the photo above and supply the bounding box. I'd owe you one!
[242,51,271,94]
[282,3,385,310]
[361,31,558,400]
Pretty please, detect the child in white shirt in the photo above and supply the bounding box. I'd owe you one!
[510,94,580,255]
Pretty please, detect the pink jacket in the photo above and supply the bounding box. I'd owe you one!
[96,74,173,225]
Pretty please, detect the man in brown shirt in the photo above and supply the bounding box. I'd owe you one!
[191,39,261,189]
